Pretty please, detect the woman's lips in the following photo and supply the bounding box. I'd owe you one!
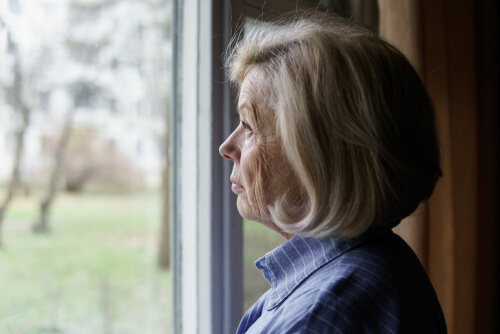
[230,178,244,192]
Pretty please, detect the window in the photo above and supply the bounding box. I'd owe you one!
[0,1,171,333]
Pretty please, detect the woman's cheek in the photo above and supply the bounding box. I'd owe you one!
[241,144,272,215]
[241,147,259,203]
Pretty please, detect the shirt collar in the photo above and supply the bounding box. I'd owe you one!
[255,226,393,310]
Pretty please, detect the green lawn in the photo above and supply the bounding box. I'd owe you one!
[0,192,170,334]
[243,220,286,311]
[0,191,285,333]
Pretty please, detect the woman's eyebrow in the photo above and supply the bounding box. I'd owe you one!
[237,102,253,117]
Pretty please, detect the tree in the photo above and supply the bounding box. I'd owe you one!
[158,98,170,269]
[33,81,102,231]
[33,110,73,233]
[1,0,171,247]
[138,0,171,270]
[0,47,30,247]
[0,0,70,237]
[62,124,145,193]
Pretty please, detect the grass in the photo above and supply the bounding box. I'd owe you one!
[0,192,170,334]
[0,191,286,332]
[243,220,286,311]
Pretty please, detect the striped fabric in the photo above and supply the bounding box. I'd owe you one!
[237,227,447,333]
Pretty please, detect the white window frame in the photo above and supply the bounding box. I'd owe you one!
[170,0,242,333]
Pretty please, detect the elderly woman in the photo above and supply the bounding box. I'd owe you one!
[219,14,447,334]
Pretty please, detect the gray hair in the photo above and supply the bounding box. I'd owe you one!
[225,13,442,238]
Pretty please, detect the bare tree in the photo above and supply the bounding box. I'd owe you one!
[33,110,73,233]
[0,49,30,248]
[145,0,171,270]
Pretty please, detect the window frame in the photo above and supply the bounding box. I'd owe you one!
[170,0,242,333]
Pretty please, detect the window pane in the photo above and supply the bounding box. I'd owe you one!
[0,0,171,332]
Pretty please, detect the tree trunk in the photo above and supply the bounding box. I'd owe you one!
[33,110,74,233]
[0,50,30,248]
[153,0,171,270]
[0,124,27,246]
[158,97,170,270]
[157,158,170,269]
[0,208,6,249]
[0,125,27,246]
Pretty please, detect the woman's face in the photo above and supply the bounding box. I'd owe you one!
[219,68,292,234]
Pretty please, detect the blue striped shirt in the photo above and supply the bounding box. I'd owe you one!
[237,227,447,333]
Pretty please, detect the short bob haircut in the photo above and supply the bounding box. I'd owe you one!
[225,13,442,239]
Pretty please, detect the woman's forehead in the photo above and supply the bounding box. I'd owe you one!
[238,76,258,116]
[237,67,278,140]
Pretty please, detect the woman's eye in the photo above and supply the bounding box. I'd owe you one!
[241,121,252,133]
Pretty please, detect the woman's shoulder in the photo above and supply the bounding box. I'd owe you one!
[309,231,434,310]
[297,231,447,333]
[330,230,424,276]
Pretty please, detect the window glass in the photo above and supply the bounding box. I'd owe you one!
[0,0,171,332]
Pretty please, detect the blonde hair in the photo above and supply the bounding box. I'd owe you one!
[225,13,441,238]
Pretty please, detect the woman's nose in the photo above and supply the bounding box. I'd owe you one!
[219,130,239,162]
